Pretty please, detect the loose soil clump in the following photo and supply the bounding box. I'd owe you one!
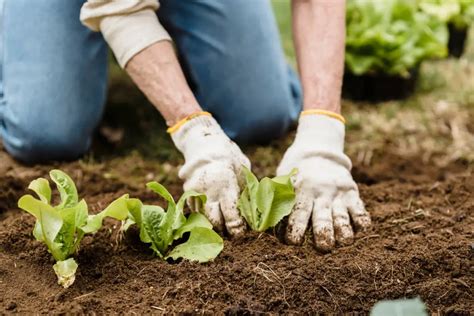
[0,153,472,314]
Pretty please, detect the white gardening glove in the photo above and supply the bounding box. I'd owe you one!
[277,112,371,251]
[170,113,250,236]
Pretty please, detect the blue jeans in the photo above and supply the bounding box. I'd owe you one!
[0,0,301,163]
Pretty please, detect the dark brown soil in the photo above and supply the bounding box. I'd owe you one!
[0,151,472,314]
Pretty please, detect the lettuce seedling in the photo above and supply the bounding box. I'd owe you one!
[238,167,297,232]
[109,182,224,262]
[17,170,129,288]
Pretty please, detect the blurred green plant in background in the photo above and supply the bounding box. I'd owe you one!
[271,0,295,64]
[271,0,474,76]
[345,0,448,77]
[418,0,474,30]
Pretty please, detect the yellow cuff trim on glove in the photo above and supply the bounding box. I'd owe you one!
[300,109,346,124]
[167,111,212,134]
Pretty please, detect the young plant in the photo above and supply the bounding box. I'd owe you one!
[109,182,223,262]
[17,170,129,288]
[238,167,297,232]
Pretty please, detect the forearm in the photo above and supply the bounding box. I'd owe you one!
[291,0,346,114]
[81,1,200,126]
[125,41,202,126]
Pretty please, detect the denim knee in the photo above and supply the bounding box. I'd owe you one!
[0,0,108,164]
[2,112,93,164]
[224,90,300,145]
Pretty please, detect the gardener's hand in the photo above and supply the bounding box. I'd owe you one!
[277,112,371,251]
[170,112,249,236]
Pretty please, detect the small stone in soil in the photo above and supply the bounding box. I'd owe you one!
[6,301,17,310]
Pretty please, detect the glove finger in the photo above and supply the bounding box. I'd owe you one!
[345,190,371,230]
[230,143,250,173]
[312,197,335,252]
[238,152,251,170]
[187,196,203,213]
[219,190,246,236]
[203,200,225,233]
[332,196,354,246]
[236,158,251,188]
[285,193,313,245]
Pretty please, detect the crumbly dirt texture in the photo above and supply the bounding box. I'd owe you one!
[1,151,472,314]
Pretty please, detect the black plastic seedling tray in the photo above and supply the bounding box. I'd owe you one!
[448,23,468,58]
[342,68,419,102]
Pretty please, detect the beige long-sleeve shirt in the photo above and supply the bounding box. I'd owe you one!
[80,0,171,68]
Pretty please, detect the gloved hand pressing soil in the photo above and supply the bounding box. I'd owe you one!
[170,112,250,236]
[277,111,372,251]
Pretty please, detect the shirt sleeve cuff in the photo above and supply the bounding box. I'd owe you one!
[99,9,171,68]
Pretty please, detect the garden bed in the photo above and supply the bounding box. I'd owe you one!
[0,152,472,314]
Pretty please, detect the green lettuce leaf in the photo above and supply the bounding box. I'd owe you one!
[142,204,167,256]
[166,227,224,263]
[109,194,165,253]
[81,194,132,234]
[174,212,213,240]
[238,168,297,232]
[56,200,88,257]
[28,178,51,204]
[146,182,184,254]
[147,182,175,205]
[49,169,78,209]
[238,168,259,230]
[18,195,64,260]
[143,184,207,254]
[257,172,297,231]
